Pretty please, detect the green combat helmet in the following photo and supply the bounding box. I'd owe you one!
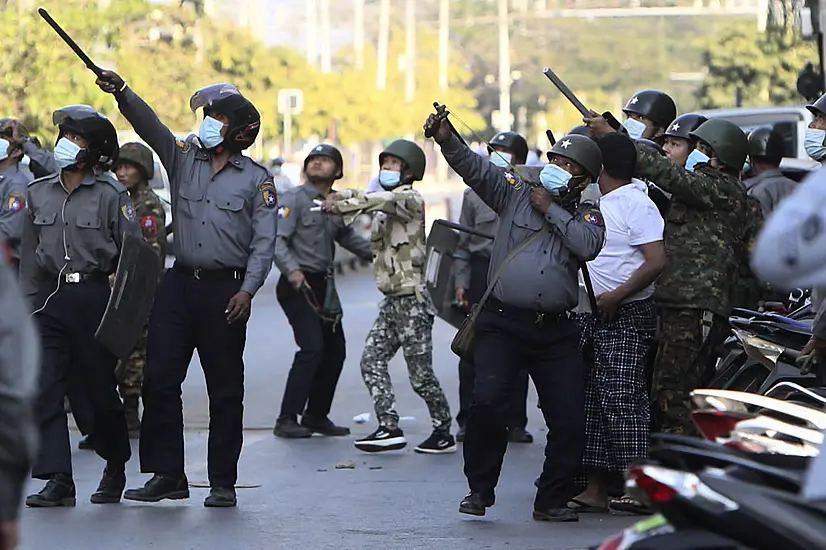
[114,142,154,180]
[690,118,748,171]
[546,134,603,180]
[379,139,426,182]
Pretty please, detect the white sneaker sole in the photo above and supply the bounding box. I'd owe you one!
[414,443,457,454]
[354,437,407,453]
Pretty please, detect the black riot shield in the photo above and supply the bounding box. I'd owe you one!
[425,219,494,330]
[95,232,162,360]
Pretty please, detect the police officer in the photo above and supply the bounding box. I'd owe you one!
[273,144,372,438]
[112,142,167,437]
[0,119,59,180]
[0,131,28,270]
[455,131,532,444]
[744,126,797,217]
[426,111,605,522]
[620,90,677,142]
[20,105,138,507]
[269,157,294,194]
[586,114,749,435]
[0,241,39,547]
[96,71,277,507]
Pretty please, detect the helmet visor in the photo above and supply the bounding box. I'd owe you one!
[53,105,106,126]
[189,84,242,113]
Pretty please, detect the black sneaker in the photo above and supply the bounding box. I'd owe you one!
[414,431,457,454]
[507,427,534,444]
[78,434,95,451]
[123,474,190,502]
[301,415,350,436]
[354,426,407,453]
[273,416,313,439]
[90,466,126,504]
[204,486,237,508]
[459,492,495,516]
[26,474,76,507]
[533,507,579,522]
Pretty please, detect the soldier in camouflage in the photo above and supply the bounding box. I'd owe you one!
[113,142,167,436]
[586,115,749,435]
[321,139,455,455]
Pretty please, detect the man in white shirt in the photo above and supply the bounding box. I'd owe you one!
[568,133,666,515]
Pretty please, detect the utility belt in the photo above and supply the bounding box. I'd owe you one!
[484,297,568,326]
[173,263,245,281]
[49,271,109,284]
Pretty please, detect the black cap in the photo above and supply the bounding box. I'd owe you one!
[596,133,636,180]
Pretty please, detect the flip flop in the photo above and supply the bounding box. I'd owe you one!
[566,498,608,513]
[609,495,654,516]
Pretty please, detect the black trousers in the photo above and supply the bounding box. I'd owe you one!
[457,254,529,429]
[276,272,346,419]
[463,307,585,510]
[139,267,247,487]
[32,279,131,478]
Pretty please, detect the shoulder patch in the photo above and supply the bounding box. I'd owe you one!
[277,205,290,219]
[122,203,136,222]
[7,192,25,213]
[262,188,277,209]
[175,138,191,153]
[503,171,522,190]
[583,210,604,226]
[140,215,158,239]
[258,179,275,192]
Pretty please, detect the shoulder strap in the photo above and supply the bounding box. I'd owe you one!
[475,230,543,310]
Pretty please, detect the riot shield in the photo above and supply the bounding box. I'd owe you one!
[425,219,493,330]
[95,232,162,360]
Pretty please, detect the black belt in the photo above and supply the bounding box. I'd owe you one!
[174,263,245,281]
[52,271,109,284]
[485,297,568,325]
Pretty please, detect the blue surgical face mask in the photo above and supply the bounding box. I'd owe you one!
[623,118,647,140]
[0,138,9,162]
[489,151,512,168]
[54,137,83,169]
[199,116,225,149]
[685,149,710,172]
[742,161,752,174]
[805,128,826,160]
[539,163,572,195]
[378,169,401,190]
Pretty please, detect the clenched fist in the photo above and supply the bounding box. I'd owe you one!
[95,70,126,95]
[423,110,453,145]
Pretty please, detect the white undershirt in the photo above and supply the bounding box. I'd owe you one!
[587,180,664,303]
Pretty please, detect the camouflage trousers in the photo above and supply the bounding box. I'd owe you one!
[116,325,147,399]
[651,308,728,435]
[360,293,452,432]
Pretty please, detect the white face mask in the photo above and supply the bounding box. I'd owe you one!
[54,137,83,169]
[0,138,9,162]
[623,118,647,140]
[489,151,512,168]
[199,116,225,149]
[805,128,826,161]
[685,149,710,172]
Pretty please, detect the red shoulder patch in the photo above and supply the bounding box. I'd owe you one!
[141,215,158,239]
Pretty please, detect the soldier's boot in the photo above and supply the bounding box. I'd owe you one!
[459,491,495,516]
[123,395,141,437]
[26,474,76,508]
[273,415,313,438]
[90,464,126,504]
[124,474,190,503]
[204,487,237,508]
[78,434,96,451]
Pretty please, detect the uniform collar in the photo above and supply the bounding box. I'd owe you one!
[194,148,248,170]
[302,182,340,199]
[55,171,98,187]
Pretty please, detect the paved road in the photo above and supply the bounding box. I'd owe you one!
[19,268,637,550]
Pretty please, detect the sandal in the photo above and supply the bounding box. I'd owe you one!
[609,495,654,516]
[566,498,608,514]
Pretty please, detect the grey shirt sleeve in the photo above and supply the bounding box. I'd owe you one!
[0,177,26,245]
[22,141,57,178]
[0,253,39,522]
[454,192,474,290]
[18,193,40,301]
[111,187,142,250]
[335,224,373,262]
[439,135,513,214]
[545,202,606,262]
[241,175,278,296]
[275,190,300,276]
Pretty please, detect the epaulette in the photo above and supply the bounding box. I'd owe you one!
[27,172,57,187]
[98,172,128,193]
[247,156,272,174]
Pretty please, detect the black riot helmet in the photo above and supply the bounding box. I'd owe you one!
[747,126,784,164]
[664,113,708,142]
[304,143,344,180]
[806,93,826,118]
[189,83,261,152]
[623,90,678,129]
[53,105,119,171]
[487,131,529,164]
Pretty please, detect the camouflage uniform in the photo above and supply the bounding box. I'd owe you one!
[332,187,452,432]
[731,195,765,310]
[635,144,747,434]
[116,185,166,404]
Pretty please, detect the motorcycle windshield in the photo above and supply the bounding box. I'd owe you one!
[189,84,241,113]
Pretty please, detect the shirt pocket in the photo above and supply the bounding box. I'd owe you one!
[178,185,205,219]
[75,211,101,229]
[299,209,321,228]
[216,195,245,215]
[512,210,543,236]
[33,212,57,226]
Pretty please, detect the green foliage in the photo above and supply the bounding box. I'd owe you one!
[696,21,817,109]
[0,0,481,150]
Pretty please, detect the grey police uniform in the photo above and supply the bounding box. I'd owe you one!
[0,164,31,265]
[274,184,372,423]
[22,141,58,180]
[114,87,277,489]
[0,246,39,523]
[453,186,530,435]
[19,171,138,480]
[439,133,605,511]
[743,168,797,217]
